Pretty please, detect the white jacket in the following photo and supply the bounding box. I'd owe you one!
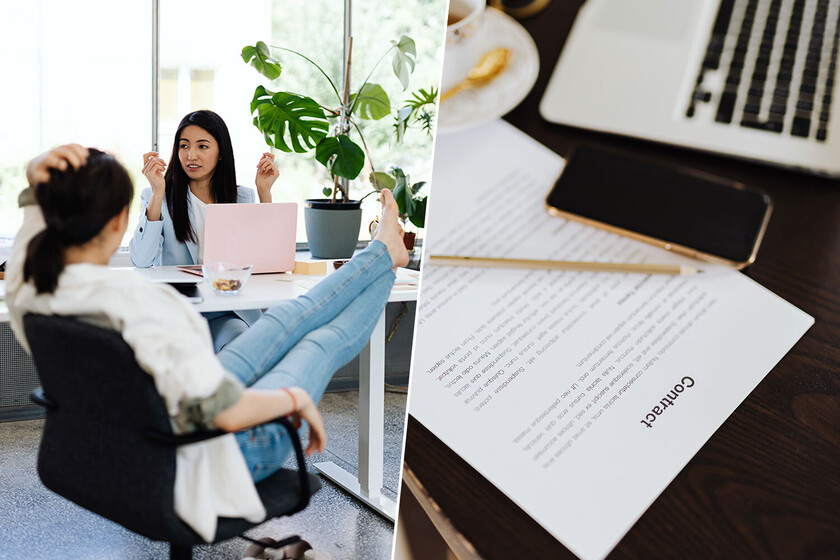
[7,203,266,542]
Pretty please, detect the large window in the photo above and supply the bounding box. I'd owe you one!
[0,0,444,260]
[157,0,445,243]
[0,1,152,254]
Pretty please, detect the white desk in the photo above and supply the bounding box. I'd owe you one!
[133,264,418,520]
[1,264,418,520]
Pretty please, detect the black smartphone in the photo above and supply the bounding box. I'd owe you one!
[545,147,773,269]
[167,282,204,304]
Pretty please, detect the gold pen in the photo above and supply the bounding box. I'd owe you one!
[428,255,701,276]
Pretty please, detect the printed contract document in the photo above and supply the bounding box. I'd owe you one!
[409,120,814,560]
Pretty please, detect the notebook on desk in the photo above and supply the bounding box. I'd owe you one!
[540,0,840,176]
[204,202,297,274]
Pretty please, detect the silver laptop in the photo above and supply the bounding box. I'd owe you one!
[540,0,840,176]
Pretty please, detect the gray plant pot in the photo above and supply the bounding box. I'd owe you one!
[304,199,363,259]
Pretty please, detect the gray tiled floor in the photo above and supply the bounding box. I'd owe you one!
[0,389,407,560]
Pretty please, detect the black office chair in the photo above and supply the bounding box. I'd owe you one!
[23,313,322,560]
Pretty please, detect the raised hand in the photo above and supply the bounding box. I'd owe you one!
[26,144,89,186]
[292,390,326,456]
[141,152,167,196]
[255,152,279,202]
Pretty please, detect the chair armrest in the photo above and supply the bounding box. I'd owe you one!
[30,388,57,411]
[270,416,312,512]
[145,417,312,511]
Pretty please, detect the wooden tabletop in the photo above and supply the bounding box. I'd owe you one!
[403,1,840,558]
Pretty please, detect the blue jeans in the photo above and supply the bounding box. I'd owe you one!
[206,312,249,352]
[216,241,395,482]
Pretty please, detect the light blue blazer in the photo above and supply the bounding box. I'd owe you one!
[129,186,261,325]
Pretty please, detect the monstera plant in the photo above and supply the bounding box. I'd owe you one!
[241,37,437,198]
[369,165,427,249]
[241,37,436,258]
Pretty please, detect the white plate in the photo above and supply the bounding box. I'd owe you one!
[438,8,540,134]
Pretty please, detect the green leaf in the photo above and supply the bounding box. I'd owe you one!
[408,87,439,113]
[392,169,416,217]
[393,105,413,143]
[392,167,408,190]
[315,135,365,180]
[250,86,329,153]
[409,196,426,229]
[393,86,438,142]
[241,41,282,80]
[350,83,391,120]
[391,36,416,90]
[322,187,333,197]
[411,181,427,196]
[369,171,396,190]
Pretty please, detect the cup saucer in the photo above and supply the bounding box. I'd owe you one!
[438,8,540,134]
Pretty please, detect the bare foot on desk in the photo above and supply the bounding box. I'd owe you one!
[374,189,409,270]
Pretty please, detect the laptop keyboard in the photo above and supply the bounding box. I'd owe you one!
[686,0,840,141]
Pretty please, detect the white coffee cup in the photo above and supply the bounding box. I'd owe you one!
[441,0,488,93]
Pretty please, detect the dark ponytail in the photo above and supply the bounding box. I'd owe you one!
[22,228,64,295]
[23,148,134,294]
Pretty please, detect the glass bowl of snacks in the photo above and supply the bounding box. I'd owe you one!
[202,262,252,296]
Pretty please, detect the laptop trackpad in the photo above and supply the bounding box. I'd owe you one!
[590,0,691,43]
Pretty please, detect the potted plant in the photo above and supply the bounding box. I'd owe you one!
[369,166,427,250]
[241,32,437,258]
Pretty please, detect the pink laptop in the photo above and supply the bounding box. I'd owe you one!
[203,202,297,273]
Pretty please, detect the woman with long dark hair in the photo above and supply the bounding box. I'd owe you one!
[8,144,408,543]
[129,110,279,349]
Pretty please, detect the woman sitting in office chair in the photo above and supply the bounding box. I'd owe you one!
[130,109,279,350]
[7,144,409,543]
